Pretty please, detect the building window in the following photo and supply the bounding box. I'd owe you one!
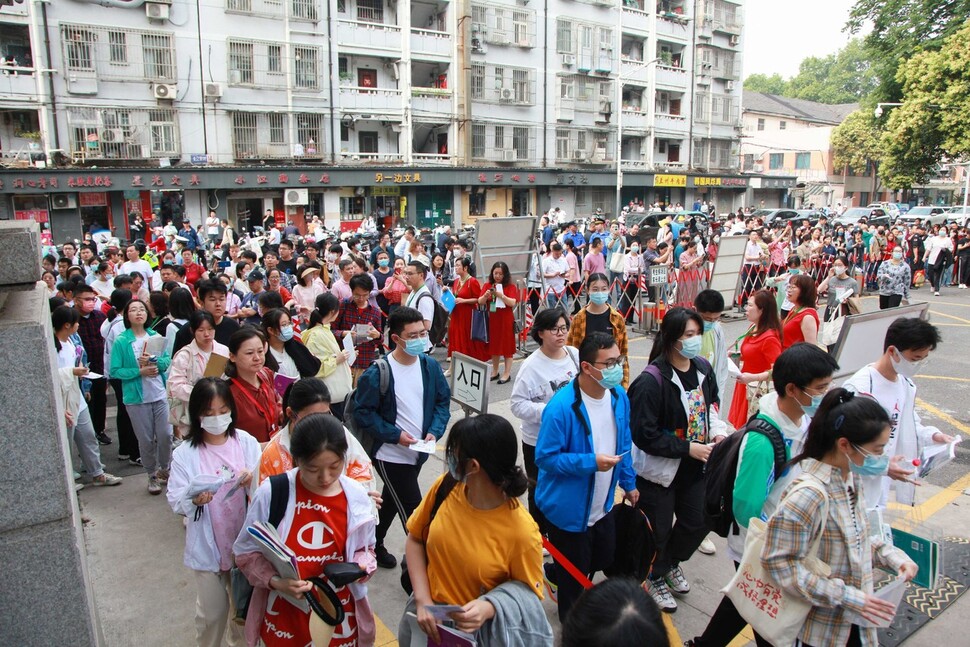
[291,0,318,21]
[795,152,811,169]
[357,0,383,24]
[149,110,178,155]
[769,153,784,170]
[556,129,569,160]
[779,120,786,130]
[268,45,282,74]
[108,31,127,64]
[512,69,529,103]
[228,40,255,84]
[471,4,486,31]
[295,113,323,156]
[556,19,573,54]
[513,126,529,160]
[494,125,505,150]
[142,34,174,80]
[471,63,485,99]
[358,131,378,153]
[63,26,95,71]
[757,118,765,131]
[513,11,531,46]
[293,46,318,89]
[268,114,285,144]
[472,123,485,159]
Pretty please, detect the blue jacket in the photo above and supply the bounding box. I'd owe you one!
[535,378,637,533]
[352,353,451,466]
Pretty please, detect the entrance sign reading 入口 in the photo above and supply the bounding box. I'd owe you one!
[449,352,490,415]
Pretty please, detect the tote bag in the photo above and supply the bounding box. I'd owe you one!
[818,307,845,347]
[722,478,831,647]
[471,306,490,344]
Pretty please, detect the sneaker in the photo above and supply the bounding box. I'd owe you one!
[155,468,170,485]
[665,565,691,595]
[543,563,558,603]
[129,457,143,467]
[118,454,129,461]
[374,544,397,569]
[74,482,85,493]
[935,291,941,296]
[697,537,717,556]
[645,578,677,612]
[92,473,122,487]
[96,431,112,445]
[960,284,967,289]
[147,475,162,495]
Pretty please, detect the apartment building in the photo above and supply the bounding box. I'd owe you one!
[0,0,746,243]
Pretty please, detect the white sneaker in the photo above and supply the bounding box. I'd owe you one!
[960,284,967,289]
[697,536,717,556]
[935,291,941,296]
[645,578,678,612]
[665,565,691,595]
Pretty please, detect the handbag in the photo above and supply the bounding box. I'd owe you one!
[471,306,490,344]
[818,307,845,347]
[746,380,771,419]
[609,249,627,273]
[723,477,831,647]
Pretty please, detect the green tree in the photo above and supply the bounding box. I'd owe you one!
[743,73,788,95]
[846,0,970,101]
[830,109,883,175]
[786,39,878,104]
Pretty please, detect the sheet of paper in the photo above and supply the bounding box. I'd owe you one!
[409,439,437,454]
[203,353,229,378]
[918,436,961,478]
[186,474,226,498]
[727,356,742,379]
[851,577,907,628]
[144,335,167,357]
[83,372,104,380]
[342,333,357,367]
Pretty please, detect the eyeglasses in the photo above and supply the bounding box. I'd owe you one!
[401,331,429,340]
[546,325,569,334]
[593,355,627,370]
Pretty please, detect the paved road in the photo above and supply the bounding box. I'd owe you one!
[78,286,970,646]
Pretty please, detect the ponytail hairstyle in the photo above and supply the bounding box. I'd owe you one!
[445,414,528,500]
[790,388,890,466]
[282,377,332,426]
[51,304,80,352]
[106,288,133,322]
[648,306,703,363]
[308,291,340,329]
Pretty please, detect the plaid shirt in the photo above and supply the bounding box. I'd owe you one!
[762,459,913,647]
[565,306,630,387]
[75,309,107,372]
[333,300,383,369]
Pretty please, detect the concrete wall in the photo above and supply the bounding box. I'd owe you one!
[0,221,102,647]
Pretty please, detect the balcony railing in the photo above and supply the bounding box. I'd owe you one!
[657,15,691,41]
[654,160,686,170]
[656,64,689,88]
[336,19,402,53]
[339,86,403,113]
[621,3,651,32]
[620,108,649,132]
[411,153,452,165]
[411,28,452,58]
[0,70,39,99]
[411,88,452,115]
[619,57,652,84]
[339,151,405,163]
[655,112,689,131]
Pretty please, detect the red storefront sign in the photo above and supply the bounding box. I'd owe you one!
[78,192,107,207]
[14,209,49,223]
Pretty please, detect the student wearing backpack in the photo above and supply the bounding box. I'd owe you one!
[352,306,451,570]
[628,307,729,613]
[687,343,838,647]
[403,260,437,353]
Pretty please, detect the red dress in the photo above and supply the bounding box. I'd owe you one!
[481,282,519,357]
[448,276,489,360]
[781,307,820,349]
[728,329,782,429]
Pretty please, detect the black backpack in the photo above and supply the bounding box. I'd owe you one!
[603,504,657,582]
[704,413,787,538]
[417,292,450,346]
[343,358,391,457]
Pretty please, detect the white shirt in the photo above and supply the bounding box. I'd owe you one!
[56,339,88,413]
[120,259,153,282]
[510,347,580,445]
[582,389,617,526]
[268,228,281,246]
[405,286,434,352]
[206,216,219,235]
[542,255,569,294]
[269,346,299,379]
[131,334,167,403]
[375,354,425,465]
[91,277,114,299]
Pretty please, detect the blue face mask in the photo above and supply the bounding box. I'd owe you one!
[446,453,463,481]
[278,325,294,342]
[678,335,703,359]
[403,336,426,356]
[847,444,890,476]
[378,258,390,268]
[702,320,716,333]
[594,363,624,390]
[589,291,609,305]
[800,389,824,417]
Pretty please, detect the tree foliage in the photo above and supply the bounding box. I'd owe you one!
[830,110,882,175]
[743,39,877,104]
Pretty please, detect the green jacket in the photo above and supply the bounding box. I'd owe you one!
[110,328,171,405]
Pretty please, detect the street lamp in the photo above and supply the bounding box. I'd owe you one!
[616,57,662,216]
[873,102,903,118]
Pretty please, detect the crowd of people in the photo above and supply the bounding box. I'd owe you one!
[45,204,958,647]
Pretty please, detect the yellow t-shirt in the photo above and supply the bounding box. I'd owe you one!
[407,474,544,605]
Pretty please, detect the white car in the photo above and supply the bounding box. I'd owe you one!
[948,205,970,227]
[897,206,949,227]
[866,202,902,219]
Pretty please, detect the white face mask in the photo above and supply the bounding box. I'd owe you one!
[890,348,926,379]
[200,412,233,435]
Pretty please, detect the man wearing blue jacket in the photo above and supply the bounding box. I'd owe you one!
[535,331,639,622]
[353,306,451,570]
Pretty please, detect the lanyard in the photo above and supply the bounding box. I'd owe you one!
[733,324,756,352]
[231,372,277,433]
[784,306,806,324]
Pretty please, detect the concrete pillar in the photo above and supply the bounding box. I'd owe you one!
[0,221,103,647]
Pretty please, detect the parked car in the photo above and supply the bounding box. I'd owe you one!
[627,210,714,236]
[896,206,949,227]
[750,209,799,226]
[866,202,902,219]
[947,205,970,227]
[773,209,824,228]
[834,207,892,228]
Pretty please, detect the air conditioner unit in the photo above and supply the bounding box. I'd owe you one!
[284,188,309,206]
[729,34,740,46]
[51,194,77,210]
[153,83,177,100]
[573,149,586,161]
[204,82,223,99]
[562,54,575,67]
[726,80,736,91]
[146,2,170,20]
[502,149,516,161]
[499,88,515,102]
[471,38,486,53]
[99,128,124,143]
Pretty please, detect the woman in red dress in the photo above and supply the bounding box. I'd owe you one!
[781,273,820,349]
[728,289,783,429]
[447,257,489,362]
[479,261,519,384]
